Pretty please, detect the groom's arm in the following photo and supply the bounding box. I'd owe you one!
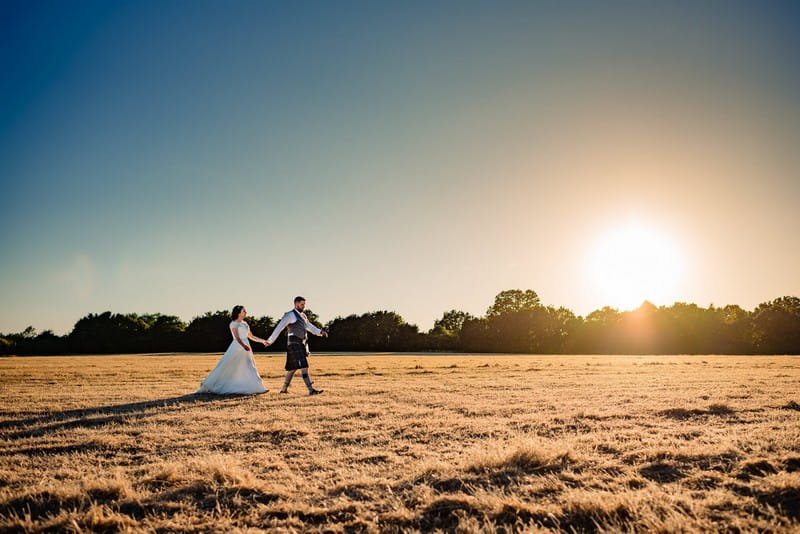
[303,315,328,337]
[305,321,323,336]
[266,313,292,344]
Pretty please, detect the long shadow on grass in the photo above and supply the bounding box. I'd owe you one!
[0,393,252,440]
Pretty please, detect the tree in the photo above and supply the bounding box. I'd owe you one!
[460,317,492,352]
[140,314,187,352]
[426,310,476,350]
[325,311,420,351]
[433,310,475,335]
[69,312,150,353]
[25,330,66,354]
[547,306,581,353]
[486,289,541,319]
[752,296,800,354]
[574,307,621,354]
[20,326,37,339]
[183,311,232,352]
[716,304,753,354]
[479,306,574,354]
[617,301,661,354]
[323,314,368,350]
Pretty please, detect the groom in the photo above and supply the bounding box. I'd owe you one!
[265,296,328,395]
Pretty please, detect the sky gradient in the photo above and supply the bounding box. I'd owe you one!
[2,1,799,334]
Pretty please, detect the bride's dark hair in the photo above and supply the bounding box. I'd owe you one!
[230,305,245,321]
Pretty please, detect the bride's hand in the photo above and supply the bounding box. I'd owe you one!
[242,344,251,351]
[262,341,271,347]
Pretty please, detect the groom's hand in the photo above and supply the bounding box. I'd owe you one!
[262,341,271,347]
[321,330,329,338]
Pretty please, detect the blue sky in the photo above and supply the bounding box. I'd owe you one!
[2,1,799,334]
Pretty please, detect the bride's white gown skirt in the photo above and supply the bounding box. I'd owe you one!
[196,339,267,395]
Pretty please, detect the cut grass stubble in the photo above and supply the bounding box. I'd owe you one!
[0,353,799,532]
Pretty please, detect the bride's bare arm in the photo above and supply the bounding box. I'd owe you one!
[247,331,269,345]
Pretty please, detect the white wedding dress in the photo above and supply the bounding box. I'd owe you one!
[195,321,268,394]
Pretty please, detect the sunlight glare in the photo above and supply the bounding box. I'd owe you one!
[586,221,685,310]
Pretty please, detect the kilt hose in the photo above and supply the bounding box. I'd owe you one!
[285,338,310,371]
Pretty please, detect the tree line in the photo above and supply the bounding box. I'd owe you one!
[2,290,799,355]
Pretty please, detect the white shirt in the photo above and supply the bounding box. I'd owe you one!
[266,309,323,344]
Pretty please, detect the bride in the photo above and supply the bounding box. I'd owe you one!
[195,305,269,395]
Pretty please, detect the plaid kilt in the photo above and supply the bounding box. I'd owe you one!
[285,339,310,370]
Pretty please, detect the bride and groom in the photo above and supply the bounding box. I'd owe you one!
[195,296,328,396]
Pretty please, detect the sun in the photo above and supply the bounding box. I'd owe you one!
[586,220,684,310]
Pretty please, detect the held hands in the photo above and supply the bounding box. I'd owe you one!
[321,330,329,338]
[261,340,271,347]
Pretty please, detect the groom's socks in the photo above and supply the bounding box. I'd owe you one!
[301,369,314,392]
[281,371,295,392]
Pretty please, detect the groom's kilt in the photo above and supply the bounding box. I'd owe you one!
[285,338,310,370]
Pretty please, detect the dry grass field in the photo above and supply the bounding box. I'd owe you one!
[1,353,799,533]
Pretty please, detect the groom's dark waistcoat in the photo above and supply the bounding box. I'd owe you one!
[288,310,307,342]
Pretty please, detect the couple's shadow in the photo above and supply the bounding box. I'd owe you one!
[0,392,253,440]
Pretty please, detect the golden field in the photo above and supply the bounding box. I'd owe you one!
[0,353,798,533]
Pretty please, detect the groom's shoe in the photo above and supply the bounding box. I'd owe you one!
[309,388,324,395]
[279,389,288,394]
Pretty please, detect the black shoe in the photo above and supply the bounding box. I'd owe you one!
[309,388,324,395]
[279,389,288,394]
